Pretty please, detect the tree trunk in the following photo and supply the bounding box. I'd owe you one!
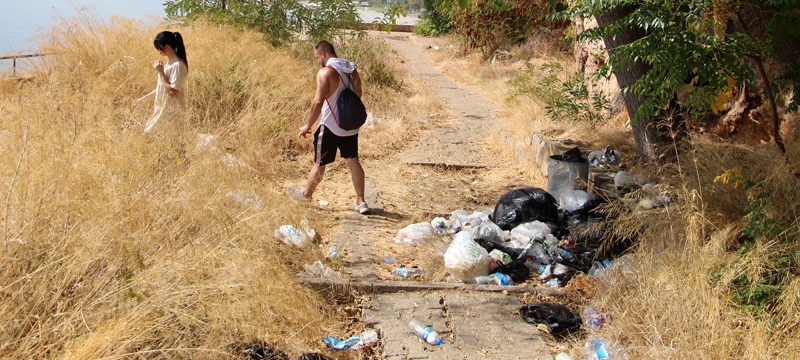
[595,4,662,162]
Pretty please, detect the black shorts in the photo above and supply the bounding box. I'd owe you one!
[314,125,358,166]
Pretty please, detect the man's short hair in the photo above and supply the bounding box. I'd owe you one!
[315,40,337,57]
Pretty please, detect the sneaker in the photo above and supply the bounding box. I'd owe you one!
[288,186,311,202]
[352,202,370,215]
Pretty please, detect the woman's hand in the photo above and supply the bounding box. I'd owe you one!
[153,60,164,73]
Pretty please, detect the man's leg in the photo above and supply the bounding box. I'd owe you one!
[340,132,365,205]
[303,163,326,198]
[346,158,365,204]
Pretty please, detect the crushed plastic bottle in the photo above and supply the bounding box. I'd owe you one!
[322,329,379,351]
[474,273,514,286]
[391,266,421,278]
[538,264,553,280]
[584,337,610,360]
[327,246,338,259]
[552,263,569,276]
[582,307,607,331]
[356,330,379,349]
[546,278,561,288]
[588,259,614,277]
[408,320,443,346]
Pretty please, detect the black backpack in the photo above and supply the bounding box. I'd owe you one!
[327,67,367,131]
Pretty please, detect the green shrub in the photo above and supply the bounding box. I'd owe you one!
[338,37,403,91]
[164,0,360,46]
[508,61,608,123]
[434,0,564,59]
[414,18,441,36]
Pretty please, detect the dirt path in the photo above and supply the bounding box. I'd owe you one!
[291,34,550,359]
[390,36,500,169]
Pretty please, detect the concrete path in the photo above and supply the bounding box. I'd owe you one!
[387,35,501,169]
[339,34,551,359]
[364,291,550,360]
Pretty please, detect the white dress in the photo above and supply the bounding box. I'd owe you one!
[144,60,188,134]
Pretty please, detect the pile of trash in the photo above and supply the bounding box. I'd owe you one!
[391,145,671,291]
[393,185,633,288]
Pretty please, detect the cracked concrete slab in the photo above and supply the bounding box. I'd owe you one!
[363,291,551,360]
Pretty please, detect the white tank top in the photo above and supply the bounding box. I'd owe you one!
[320,67,359,137]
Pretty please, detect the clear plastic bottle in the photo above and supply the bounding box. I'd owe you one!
[582,307,607,331]
[474,273,513,286]
[408,320,443,346]
[584,337,609,359]
[353,329,379,349]
[391,266,421,278]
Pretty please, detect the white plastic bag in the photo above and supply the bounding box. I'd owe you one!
[195,133,219,153]
[510,221,552,241]
[614,171,641,187]
[431,217,458,235]
[443,231,490,283]
[222,152,245,168]
[226,190,263,210]
[489,249,512,265]
[449,209,471,230]
[559,190,589,212]
[301,260,343,281]
[506,233,533,249]
[274,219,316,247]
[471,221,505,243]
[463,211,491,228]
[395,223,436,244]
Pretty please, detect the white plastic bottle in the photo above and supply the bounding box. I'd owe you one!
[408,320,443,346]
[353,329,379,349]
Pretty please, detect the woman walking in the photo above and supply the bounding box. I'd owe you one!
[136,31,189,135]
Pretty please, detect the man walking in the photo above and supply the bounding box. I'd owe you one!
[292,40,369,214]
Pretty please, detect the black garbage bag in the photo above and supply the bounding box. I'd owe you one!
[493,188,560,230]
[495,258,531,283]
[474,237,526,260]
[298,354,332,360]
[239,343,289,360]
[562,147,585,163]
[567,194,608,221]
[567,221,637,264]
[519,303,581,338]
[560,248,596,273]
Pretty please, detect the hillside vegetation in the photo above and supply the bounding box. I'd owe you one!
[0,17,406,359]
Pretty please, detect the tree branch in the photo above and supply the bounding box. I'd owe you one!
[736,11,786,153]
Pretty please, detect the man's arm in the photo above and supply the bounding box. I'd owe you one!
[352,69,363,97]
[299,68,331,138]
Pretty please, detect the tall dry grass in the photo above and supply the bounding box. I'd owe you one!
[0,17,372,359]
[564,140,800,359]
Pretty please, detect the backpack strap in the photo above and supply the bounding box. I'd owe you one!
[325,66,352,90]
[323,66,342,126]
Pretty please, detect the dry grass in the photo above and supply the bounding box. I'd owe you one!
[552,140,800,359]
[0,17,398,359]
[425,40,635,161]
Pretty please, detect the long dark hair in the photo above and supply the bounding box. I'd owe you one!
[153,31,188,71]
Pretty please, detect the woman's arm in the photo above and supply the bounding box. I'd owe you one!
[166,62,187,98]
[135,89,156,103]
[154,60,170,84]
